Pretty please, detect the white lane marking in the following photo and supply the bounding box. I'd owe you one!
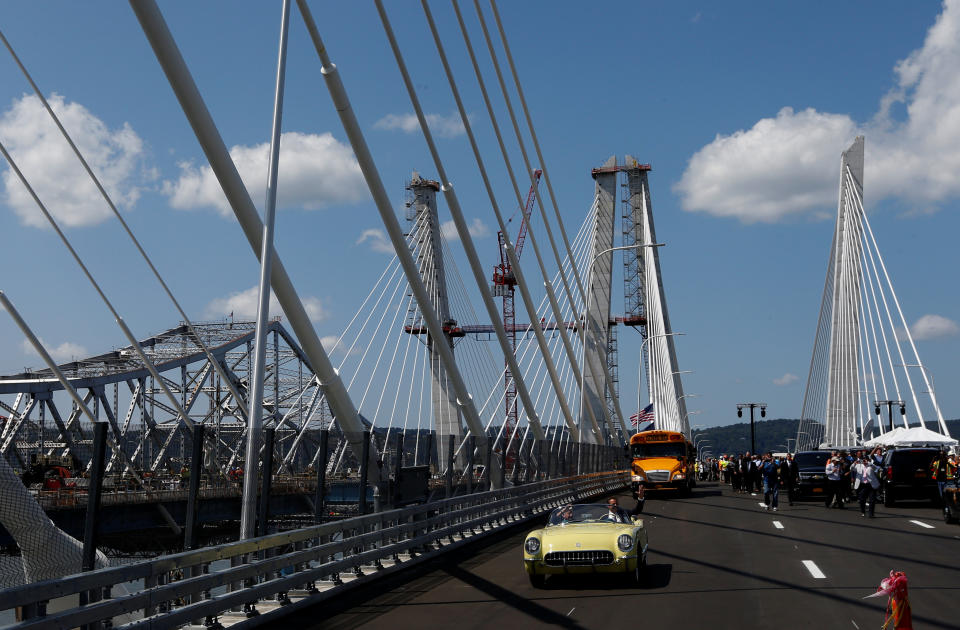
[773,521,784,529]
[757,502,767,508]
[802,560,826,579]
[566,607,576,617]
[909,520,934,529]
[851,620,860,629]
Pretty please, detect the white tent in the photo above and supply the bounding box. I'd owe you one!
[863,427,907,447]
[864,425,956,448]
[892,426,957,447]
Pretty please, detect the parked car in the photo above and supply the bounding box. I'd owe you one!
[880,447,939,506]
[792,450,831,500]
[523,503,648,587]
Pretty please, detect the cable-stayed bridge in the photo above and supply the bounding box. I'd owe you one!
[797,137,952,451]
[0,3,955,629]
[0,1,691,623]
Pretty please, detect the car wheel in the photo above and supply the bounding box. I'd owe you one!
[528,573,545,589]
[883,487,895,507]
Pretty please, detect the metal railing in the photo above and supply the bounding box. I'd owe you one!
[1,471,628,629]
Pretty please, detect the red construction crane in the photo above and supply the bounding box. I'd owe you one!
[492,169,542,468]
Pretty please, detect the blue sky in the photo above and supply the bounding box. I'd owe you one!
[0,1,957,434]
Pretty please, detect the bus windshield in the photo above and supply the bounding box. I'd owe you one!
[631,442,686,459]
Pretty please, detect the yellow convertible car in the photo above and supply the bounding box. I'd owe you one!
[523,503,648,587]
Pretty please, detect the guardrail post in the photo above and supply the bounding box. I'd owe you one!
[547,444,560,479]
[523,437,532,483]
[484,437,492,491]
[423,431,434,469]
[445,434,454,498]
[530,438,543,483]
[511,441,521,485]
[393,432,404,508]
[79,420,108,619]
[314,428,328,524]
[184,424,205,551]
[498,445,506,489]
[359,429,371,515]
[466,435,474,494]
[257,427,275,536]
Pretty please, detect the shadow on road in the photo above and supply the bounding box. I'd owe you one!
[443,564,587,629]
[539,563,672,591]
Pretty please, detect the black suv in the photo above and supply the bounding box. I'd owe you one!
[793,451,831,499]
[880,448,939,506]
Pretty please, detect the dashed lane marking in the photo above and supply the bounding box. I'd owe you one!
[802,560,826,579]
[773,521,784,529]
[909,520,934,529]
[566,607,576,617]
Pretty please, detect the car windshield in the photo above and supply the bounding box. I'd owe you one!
[547,504,620,526]
[631,443,685,459]
[794,452,830,468]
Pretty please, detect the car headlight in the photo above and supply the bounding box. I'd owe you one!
[673,472,685,480]
[617,534,634,551]
[631,474,644,482]
[525,537,541,554]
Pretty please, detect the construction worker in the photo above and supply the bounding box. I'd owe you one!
[929,450,950,499]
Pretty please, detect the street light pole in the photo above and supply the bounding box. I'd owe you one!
[581,242,666,447]
[642,358,686,431]
[697,441,712,460]
[736,402,766,454]
[874,399,905,433]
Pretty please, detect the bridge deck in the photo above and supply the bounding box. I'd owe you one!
[292,482,959,629]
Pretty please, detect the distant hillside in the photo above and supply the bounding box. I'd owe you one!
[692,418,960,457]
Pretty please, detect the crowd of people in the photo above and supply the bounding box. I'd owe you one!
[697,452,797,508]
[696,448,959,517]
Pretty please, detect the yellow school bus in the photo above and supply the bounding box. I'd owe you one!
[629,430,695,496]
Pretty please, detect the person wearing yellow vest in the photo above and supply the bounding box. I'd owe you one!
[930,450,950,499]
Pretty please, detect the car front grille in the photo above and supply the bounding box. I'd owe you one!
[646,470,671,483]
[544,550,615,566]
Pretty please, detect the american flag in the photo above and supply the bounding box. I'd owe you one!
[630,403,655,428]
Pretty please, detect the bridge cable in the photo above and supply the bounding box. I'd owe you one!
[451,1,618,443]
[0,28,253,442]
[0,139,200,469]
[474,1,628,438]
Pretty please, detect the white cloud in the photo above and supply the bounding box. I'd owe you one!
[205,285,327,323]
[910,313,959,340]
[676,0,960,223]
[356,228,395,254]
[440,217,491,241]
[21,338,88,363]
[373,112,467,138]
[773,372,799,386]
[164,132,367,216]
[320,335,341,353]
[0,94,148,228]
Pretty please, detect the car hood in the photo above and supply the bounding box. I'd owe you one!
[537,523,636,550]
[634,457,682,472]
